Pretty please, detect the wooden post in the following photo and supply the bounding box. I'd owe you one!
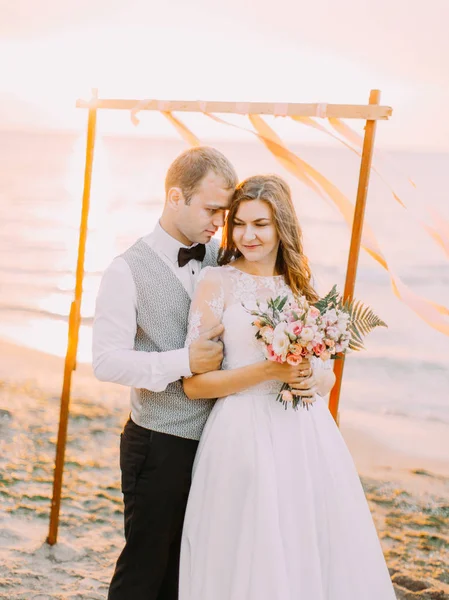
[47,90,98,545]
[328,89,381,424]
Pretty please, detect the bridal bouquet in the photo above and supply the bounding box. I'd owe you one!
[245,286,386,409]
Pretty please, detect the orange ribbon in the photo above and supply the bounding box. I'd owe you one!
[147,109,449,336]
[325,118,449,259]
[161,112,201,147]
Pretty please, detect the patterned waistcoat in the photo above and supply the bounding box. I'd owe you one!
[121,238,218,440]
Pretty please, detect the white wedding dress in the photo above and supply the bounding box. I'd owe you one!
[179,265,396,600]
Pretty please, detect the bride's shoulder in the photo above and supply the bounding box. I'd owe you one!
[197,265,227,285]
[200,264,235,275]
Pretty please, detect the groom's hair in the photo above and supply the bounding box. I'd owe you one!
[165,146,238,205]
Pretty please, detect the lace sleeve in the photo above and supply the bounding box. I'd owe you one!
[185,267,225,346]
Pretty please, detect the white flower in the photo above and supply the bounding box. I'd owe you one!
[324,308,338,324]
[260,326,274,344]
[313,331,324,345]
[337,310,350,321]
[336,311,350,333]
[305,314,318,326]
[273,322,288,335]
[326,326,339,340]
[337,319,349,334]
[272,323,289,359]
[300,326,314,342]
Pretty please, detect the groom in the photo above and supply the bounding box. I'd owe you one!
[93,146,238,600]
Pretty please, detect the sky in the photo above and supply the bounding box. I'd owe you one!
[1,0,449,149]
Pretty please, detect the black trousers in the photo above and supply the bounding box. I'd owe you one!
[108,417,199,600]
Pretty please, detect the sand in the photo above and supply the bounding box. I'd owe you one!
[0,339,448,600]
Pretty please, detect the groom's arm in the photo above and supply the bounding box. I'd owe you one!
[92,258,192,392]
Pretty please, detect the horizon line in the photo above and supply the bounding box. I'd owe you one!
[0,125,448,154]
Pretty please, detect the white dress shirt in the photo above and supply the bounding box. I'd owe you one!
[92,223,204,402]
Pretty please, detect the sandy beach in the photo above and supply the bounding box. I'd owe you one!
[0,338,448,600]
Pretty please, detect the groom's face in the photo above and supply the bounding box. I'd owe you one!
[178,171,234,244]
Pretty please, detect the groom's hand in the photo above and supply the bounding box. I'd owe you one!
[189,324,224,374]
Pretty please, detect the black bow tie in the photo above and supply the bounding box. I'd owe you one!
[177,244,206,267]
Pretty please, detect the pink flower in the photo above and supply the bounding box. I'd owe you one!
[266,344,283,363]
[281,389,294,402]
[284,310,296,323]
[320,350,331,361]
[313,342,326,356]
[287,320,303,337]
[265,344,275,361]
[287,354,302,366]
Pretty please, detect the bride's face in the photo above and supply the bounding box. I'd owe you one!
[232,200,279,264]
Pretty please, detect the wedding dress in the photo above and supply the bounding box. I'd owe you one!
[179,265,396,600]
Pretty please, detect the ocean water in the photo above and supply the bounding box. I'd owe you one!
[0,130,448,429]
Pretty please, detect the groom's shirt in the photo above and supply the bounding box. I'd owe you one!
[92,222,205,395]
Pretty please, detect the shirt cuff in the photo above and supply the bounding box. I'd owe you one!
[162,347,192,381]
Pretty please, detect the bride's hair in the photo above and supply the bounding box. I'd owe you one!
[218,174,318,302]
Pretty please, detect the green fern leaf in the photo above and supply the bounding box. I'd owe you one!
[313,285,339,313]
[342,297,387,351]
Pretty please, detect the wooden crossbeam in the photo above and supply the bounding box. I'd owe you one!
[76,98,392,120]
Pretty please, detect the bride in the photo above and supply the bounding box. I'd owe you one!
[179,174,396,599]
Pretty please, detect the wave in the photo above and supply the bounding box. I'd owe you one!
[352,353,449,372]
[380,407,449,425]
[314,262,449,282]
[0,265,103,276]
[0,304,94,325]
[345,401,449,426]
[347,403,449,427]
[376,347,449,371]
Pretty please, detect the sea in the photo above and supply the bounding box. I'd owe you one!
[0,130,448,441]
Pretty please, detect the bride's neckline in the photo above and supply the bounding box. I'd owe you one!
[225,265,284,279]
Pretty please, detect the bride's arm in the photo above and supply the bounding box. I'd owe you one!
[183,358,307,400]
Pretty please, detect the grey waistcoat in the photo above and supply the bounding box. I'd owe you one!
[121,238,219,440]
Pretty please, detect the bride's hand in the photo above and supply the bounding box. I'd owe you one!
[268,358,312,385]
[289,374,317,399]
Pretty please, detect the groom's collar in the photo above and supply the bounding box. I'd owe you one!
[143,221,197,265]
